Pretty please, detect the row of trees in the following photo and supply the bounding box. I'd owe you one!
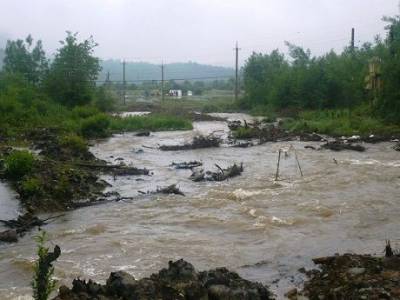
[1,32,103,108]
[242,14,400,122]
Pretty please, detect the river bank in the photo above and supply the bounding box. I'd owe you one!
[1,112,399,299]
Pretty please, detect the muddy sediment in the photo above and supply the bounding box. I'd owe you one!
[289,252,400,300]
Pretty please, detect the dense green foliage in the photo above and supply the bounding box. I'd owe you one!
[80,113,111,138]
[3,35,48,85]
[4,150,36,180]
[58,134,87,153]
[242,15,400,125]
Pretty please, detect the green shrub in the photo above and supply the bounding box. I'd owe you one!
[72,105,100,119]
[94,87,116,112]
[59,134,87,153]
[80,113,110,138]
[20,177,42,197]
[4,150,35,180]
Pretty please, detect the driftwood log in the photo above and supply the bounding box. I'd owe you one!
[321,141,366,152]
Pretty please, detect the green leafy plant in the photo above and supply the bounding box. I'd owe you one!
[59,134,87,153]
[20,176,42,198]
[80,113,110,138]
[32,231,61,300]
[4,150,35,180]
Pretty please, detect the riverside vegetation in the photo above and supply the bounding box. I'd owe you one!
[240,13,400,136]
[0,32,192,214]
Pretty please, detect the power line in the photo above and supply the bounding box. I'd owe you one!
[95,75,234,84]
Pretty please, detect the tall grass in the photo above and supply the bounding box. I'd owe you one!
[110,114,193,132]
[282,109,400,136]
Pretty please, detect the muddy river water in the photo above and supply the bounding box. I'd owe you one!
[0,114,399,299]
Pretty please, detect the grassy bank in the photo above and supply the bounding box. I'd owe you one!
[110,114,193,132]
[281,109,400,137]
[0,95,193,141]
[119,96,240,114]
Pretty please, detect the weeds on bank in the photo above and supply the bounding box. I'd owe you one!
[32,231,61,300]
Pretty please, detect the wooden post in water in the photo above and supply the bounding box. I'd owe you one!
[294,148,304,177]
[275,149,281,181]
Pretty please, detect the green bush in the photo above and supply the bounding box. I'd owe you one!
[72,105,100,119]
[94,87,115,112]
[80,113,110,138]
[59,134,87,153]
[4,150,36,180]
[20,177,42,197]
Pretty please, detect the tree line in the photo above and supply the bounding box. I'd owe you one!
[1,31,110,109]
[241,14,400,123]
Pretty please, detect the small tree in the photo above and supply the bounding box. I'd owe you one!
[45,32,101,107]
[32,231,61,300]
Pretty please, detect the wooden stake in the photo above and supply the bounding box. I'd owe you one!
[294,148,304,177]
[275,149,281,181]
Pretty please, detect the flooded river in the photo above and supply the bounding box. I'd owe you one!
[1,114,399,299]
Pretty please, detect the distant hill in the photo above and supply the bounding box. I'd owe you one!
[0,53,234,81]
[98,60,234,83]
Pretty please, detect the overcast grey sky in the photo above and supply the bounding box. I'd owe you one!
[0,0,399,66]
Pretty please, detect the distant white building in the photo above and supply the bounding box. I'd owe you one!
[187,90,193,96]
[169,89,182,98]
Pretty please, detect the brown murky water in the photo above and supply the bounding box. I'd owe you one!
[1,114,399,299]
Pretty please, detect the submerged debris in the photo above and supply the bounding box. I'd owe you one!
[228,120,243,130]
[170,161,203,169]
[190,163,244,182]
[299,132,325,142]
[230,121,291,143]
[139,184,185,196]
[304,145,317,150]
[0,213,63,243]
[231,141,254,148]
[54,258,273,300]
[159,135,220,151]
[135,131,150,137]
[321,140,366,152]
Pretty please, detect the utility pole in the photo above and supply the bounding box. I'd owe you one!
[105,70,110,86]
[234,41,241,102]
[161,61,165,102]
[122,60,126,105]
[350,28,355,52]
